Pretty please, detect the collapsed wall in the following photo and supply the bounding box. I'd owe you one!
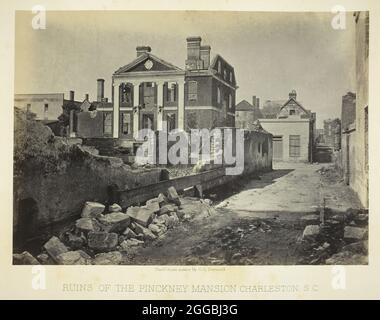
[13,111,163,246]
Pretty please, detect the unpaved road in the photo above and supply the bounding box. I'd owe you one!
[126,163,362,265]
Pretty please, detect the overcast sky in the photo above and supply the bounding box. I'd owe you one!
[15,11,356,128]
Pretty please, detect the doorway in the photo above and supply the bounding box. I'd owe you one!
[273,136,283,161]
[141,112,155,131]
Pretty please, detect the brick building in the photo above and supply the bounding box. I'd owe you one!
[341,12,369,208]
[258,90,316,162]
[77,37,237,144]
[341,92,356,132]
[323,118,341,150]
[235,96,262,129]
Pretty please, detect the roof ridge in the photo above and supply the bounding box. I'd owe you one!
[114,52,183,74]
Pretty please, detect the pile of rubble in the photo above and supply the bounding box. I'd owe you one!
[297,208,368,265]
[13,186,216,265]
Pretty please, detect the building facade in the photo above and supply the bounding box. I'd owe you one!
[259,90,315,162]
[235,96,262,129]
[323,118,341,150]
[14,93,80,121]
[341,92,356,132]
[86,37,237,144]
[342,12,369,208]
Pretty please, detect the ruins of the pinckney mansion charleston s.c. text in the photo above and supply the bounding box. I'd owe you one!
[13,11,369,267]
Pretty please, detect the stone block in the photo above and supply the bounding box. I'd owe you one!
[87,232,118,252]
[123,227,137,239]
[98,212,130,233]
[81,201,105,218]
[157,193,168,207]
[13,251,39,265]
[75,217,99,233]
[167,186,181,206]
[93,251,122,265]
[158,203,178,216]
[127,206,154,227]
[109,203,122,212]
[344,226,368,242]
[133,223,157,241]
[57,250,92,265]
[302,225,320,241]
[43,236,69,263]
[146,199,160,214]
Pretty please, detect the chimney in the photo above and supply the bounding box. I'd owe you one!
[252,95,257,108]
[200,45,211,69]
[97,79,105,102]
[289,90,297,100]
[69,90,75,101]
[185,36,202,70]
[136,46,151,57]
[85,93,89,101]
[256,98,260,109]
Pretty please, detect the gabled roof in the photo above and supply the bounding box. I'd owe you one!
[236,100,254,111]
[279,97,309,114]
[114,52,184,75]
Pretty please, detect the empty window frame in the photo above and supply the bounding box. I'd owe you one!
[120,84,133,105]
[289,135,301,157]
[121,112,131,135]
[167,113,176,132]
[187,81,198,101]
[166,82,177,102]
[103,112,112,135]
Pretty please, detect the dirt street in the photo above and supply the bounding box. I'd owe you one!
[126,162,363,265]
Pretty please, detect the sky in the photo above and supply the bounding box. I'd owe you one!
[15,11,356,128]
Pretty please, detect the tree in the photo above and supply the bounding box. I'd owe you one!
[14,108,71,175]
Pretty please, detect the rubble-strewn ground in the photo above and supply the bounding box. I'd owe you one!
[126,163,367,265]
[14,162,368,265]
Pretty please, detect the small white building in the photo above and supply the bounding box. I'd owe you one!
[259,90,316,162]
[14,92,82,121]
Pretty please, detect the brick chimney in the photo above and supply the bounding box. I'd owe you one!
[85,93,89,101]
[69,90,75,101]
[200,45,211,69]
[289,90,297,100]
[256,98,260,108]
[252,95,257,108]
[97,79,104,102]
[136,46,151,57]
[185,36,202,70]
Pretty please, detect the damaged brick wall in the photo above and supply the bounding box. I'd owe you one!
[243,130,273,173]
[13,143,163,246]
